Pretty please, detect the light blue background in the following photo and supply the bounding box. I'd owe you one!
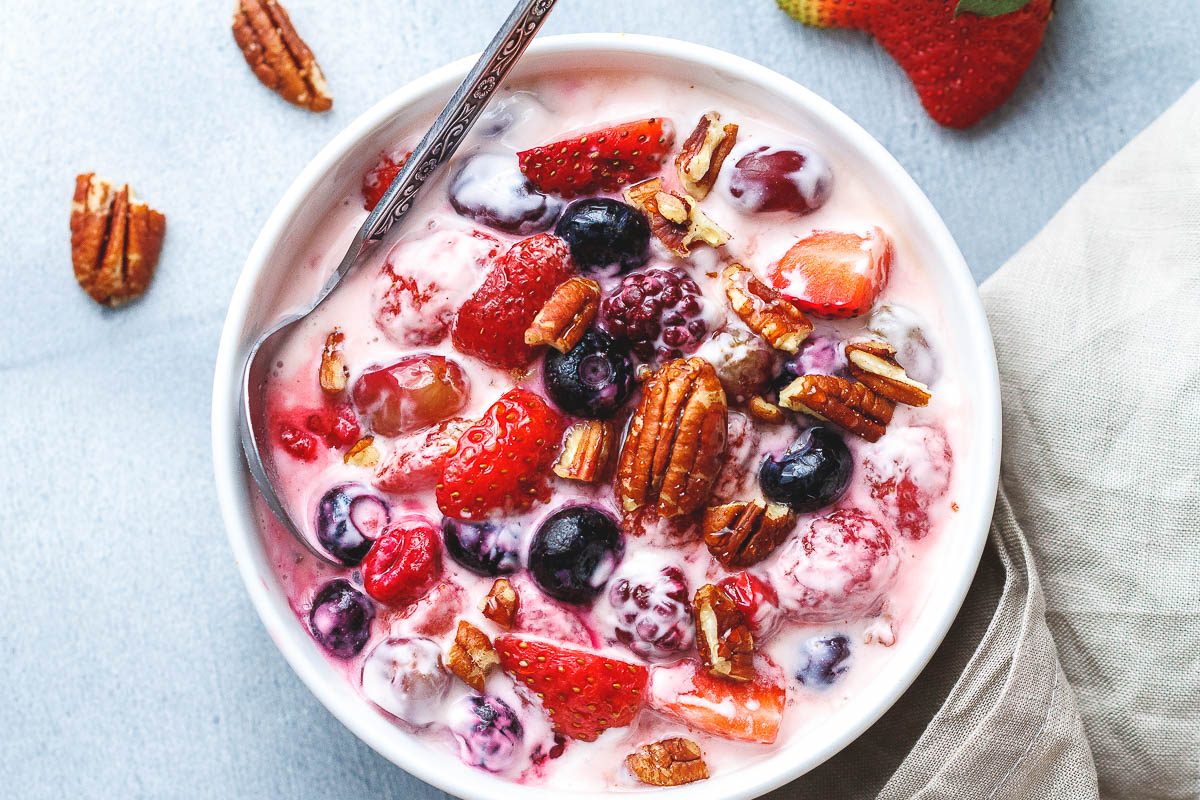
[1,1,1197,797]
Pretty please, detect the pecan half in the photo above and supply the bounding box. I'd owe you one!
[846,340,932,406]
[676,112,739,200]
[748,396,785,424]
[703,500,796,568]
[626,738,710,787]
[343,436,379,468]
[319,328,349,394]
[722,263,813,353]
[616,358,727,518]
[779,375,895,442]
[625,178,730,257]
[70,173,166,307]
[525,277,600,353]
[446,620,498,692]
[480,578,519,629]
[554,419,615,483]
[232,0,331,112]
[694,584,754,682]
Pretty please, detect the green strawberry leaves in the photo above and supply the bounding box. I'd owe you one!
[955,0,1033,16]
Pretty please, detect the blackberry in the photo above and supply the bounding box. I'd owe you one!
[600,267,708,363]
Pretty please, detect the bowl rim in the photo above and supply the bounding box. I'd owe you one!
[212,32,1001,800]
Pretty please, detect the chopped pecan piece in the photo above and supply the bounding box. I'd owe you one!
[703,500,796,568]
[625,178,730,257]
[343,436,380,468]
[553,420,615,483]
[480,578,519,629]
[779,375,895,442]
[722,263,813,353]
[676,112,739,200]
[525,277,601,353]
[626,737,710,787]
[748,396,785,424]
[446,620,498,692]
[693,584,755,682]
[319,328,349,394]
[616,358,728,518]
[232,0,332,112]
[846,340,932,406]
[70,173,166,307]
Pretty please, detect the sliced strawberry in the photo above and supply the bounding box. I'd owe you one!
[717,572,782,641]
[452,233,573,369]
[508,575,595,647]
[648,657,786,744]
[436,388,564,520]
[771,227,892,319]
[494,635,648,741]
[362,151,412,211]
[517,118,675,197]
[374,418,471,494]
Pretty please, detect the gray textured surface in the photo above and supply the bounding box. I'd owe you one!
[0,1,1197,798]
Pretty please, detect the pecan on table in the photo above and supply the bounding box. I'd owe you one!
[70,173,166,307]
[232,0,332,112]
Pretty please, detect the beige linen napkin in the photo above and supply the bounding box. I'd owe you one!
[771,82,1200,800]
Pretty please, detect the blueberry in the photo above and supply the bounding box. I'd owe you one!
[449,694,524,773]
[795,634,851,687]
[528,506,624,605]
[442,518,521,576]
[315,483,391,566]
[759,426,853,512]
[309,579,375,658]
[554,198,650,275]
[449,153,563,234]
[543,330,635,419]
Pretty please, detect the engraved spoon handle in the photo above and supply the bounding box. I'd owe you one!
[239,0,557,565]
[315,0,558,305]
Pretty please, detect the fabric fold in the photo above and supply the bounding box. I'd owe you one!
[772,81,1200,800]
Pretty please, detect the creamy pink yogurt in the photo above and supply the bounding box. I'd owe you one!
[253,70,968,791]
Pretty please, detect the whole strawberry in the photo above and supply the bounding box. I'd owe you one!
[518,118,675,197]
[436,388,564,520]
[494,635,648,741]
[779,0,1053,128]
[452,233,574,369]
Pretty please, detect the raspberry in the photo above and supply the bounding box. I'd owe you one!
[362,517,443,607]
[769,508,899,623]
[305,404,361,448]
[603,556,693,660]
[600,267,708,363]
[274,402,361,461]
[863,425,953,540]
[278,424,318,461]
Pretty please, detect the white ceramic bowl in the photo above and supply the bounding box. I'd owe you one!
[212,33,1001,800]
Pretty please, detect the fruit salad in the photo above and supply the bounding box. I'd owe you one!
[255,74,966,790]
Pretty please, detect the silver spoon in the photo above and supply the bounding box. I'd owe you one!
[240,0,558,564]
